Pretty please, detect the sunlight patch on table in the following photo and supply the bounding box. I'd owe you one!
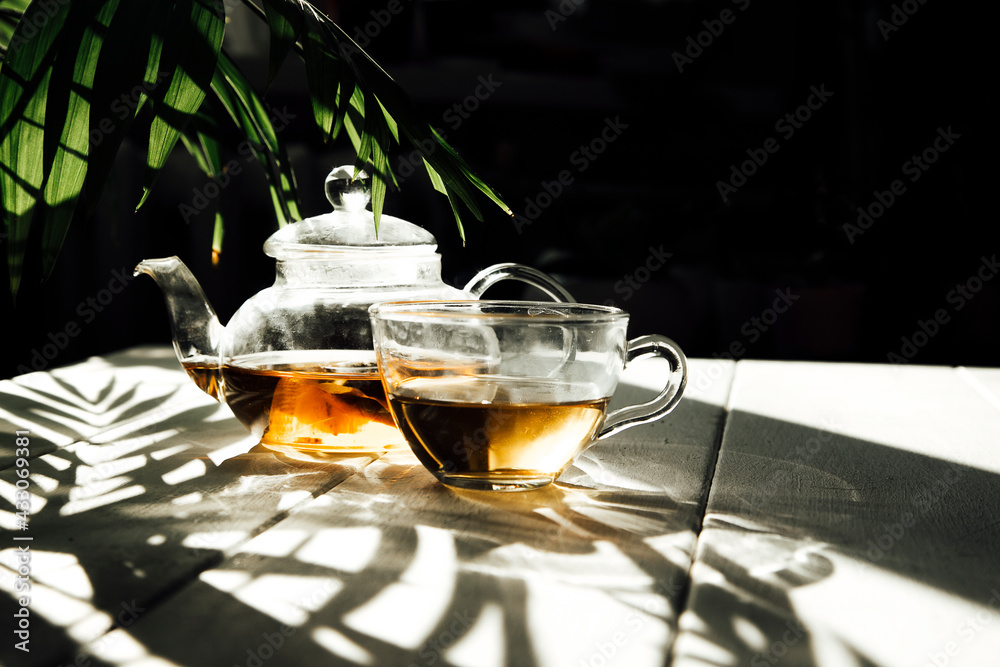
[75,453,147,484]
[731,616,769,652]
[312,626,374,665]
[444,601,504,667]
[23,403,109,431]
[161,459,207,485]
[571,503,674,535]
[85,627,185,667]
[29,550,95,599]
[791,551,1000,667]
[199,568,252,593]
[295,526,382,572]
[151,444,191,460]
[201,569,343,626]
[70,474,132,501]
[61,484,145,516]
[182,530,249,551]
[73,429,179,464]
[672,625,739,666]
[277,489,313,511]
[569,454,667,492]
[207,433,261,465]
[40,452,73,470]
[28,472,60,493]
[0,478,48,514]
[242,528,311,558]
[528,581,672,667]
[0,550,109,642]
[643,532,698,571]
[729,361,1000,474]
[0,509,24,530]
[74,455,149,482]
[343,525,457,650]
[172,491,203,505]
[0,404,77,447]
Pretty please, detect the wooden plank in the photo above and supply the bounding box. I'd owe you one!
[0,346,210,469]
[672,361,1000,667]
[71,359,735,667]
[0,346,380,667]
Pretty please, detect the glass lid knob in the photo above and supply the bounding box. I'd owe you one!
[325,165,371,212]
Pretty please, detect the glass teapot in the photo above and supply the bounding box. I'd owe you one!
[136,166,572,455]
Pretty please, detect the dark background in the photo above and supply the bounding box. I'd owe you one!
[2,0,994,378]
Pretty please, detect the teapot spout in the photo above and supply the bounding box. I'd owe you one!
[135,256,224,400]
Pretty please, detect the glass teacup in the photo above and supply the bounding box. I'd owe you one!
[369,301,687,491]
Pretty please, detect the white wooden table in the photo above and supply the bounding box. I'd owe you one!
[2,345,999,667]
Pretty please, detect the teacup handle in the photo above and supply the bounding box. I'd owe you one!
[598,335,688,440]
[463,263,575,303]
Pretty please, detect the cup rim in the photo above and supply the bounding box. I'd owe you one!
[369,299,628,323]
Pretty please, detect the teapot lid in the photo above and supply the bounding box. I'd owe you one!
[263,166,437,259]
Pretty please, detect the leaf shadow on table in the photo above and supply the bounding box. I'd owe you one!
[61,395,730,667]
[0,391,379,667]
[670,408,1000,666]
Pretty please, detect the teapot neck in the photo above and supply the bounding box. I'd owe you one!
[274,252,445,288]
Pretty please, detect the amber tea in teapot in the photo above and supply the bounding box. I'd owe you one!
[219,352,402,452]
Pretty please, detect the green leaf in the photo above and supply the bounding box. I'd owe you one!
[138,0,225,210]
[179,110,223,178]
[423,159,447,196]
[210,49,302,226]
[341,85,364,155]
[299,2,339,140]
[260,0,303,90]
[302,12,511,235]
[79,1,166,220]
[40,0,120,278]
[0,0,72,297]
[211,210,224,264]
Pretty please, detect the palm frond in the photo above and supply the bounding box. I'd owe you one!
[0,0,511,300]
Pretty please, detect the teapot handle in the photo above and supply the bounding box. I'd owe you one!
[463,263,575,303]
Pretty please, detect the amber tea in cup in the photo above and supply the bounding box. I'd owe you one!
[369,301,687,491]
